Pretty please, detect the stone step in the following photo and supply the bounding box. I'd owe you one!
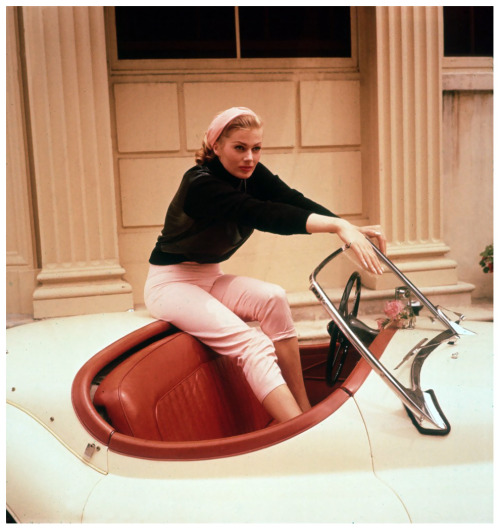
[288,281,476,323]
[295,319,331,344]
[293,288,492,346]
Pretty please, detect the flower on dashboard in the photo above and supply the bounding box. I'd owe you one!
[384,300,405,320]
[377,299,415,330]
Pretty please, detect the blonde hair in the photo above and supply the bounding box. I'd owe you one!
[195,113,263,165]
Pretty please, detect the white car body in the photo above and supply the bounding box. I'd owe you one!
[6,307,493,523]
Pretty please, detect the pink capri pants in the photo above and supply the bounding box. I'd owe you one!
[144,262,297,402]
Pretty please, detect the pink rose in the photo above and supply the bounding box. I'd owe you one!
[384,300,405,320]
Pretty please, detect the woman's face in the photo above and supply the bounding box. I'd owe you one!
[213,127,263,179]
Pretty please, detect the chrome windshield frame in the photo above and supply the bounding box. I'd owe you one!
[309,243,467,433]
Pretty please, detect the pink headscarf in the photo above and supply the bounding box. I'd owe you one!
[205,107,259,149]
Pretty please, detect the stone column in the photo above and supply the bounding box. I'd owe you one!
[6,7,38,316]
[360,6,469,299]
[22,6,133,317]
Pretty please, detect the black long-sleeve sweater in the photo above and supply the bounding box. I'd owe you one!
[149,157,337,265]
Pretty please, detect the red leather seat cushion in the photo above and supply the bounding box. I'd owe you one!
[93,332,271,441]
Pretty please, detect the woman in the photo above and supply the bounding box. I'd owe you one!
[144,106,386,423]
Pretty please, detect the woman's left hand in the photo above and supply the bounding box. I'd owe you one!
[358,225,387,255]
[334,220,386,275]
[305,214,387,275]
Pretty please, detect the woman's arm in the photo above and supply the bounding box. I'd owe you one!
[306,214,386,275]
[253,164,338,218]
[256,165,387,274]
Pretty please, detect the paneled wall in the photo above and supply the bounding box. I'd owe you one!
[112,77,365,300]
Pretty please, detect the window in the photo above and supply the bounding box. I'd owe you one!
[114,6,351,60]
[115,7,236,59]
[443,6,493,57]
[239,7,350,58]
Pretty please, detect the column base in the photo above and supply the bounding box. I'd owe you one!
[361,257,459,290]
[290,248,475,322]
[33,291,134,319]
[33,264,134,318]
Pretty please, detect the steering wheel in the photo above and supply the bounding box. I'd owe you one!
[326,272,361,386]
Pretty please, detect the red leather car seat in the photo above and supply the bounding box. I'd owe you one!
[93,332,272,442]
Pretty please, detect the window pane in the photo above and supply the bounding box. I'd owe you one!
[444,6,493,57]
[115,7,236,59]
[239,7,351,58]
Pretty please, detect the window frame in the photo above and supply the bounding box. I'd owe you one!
[442,56,493,91]
[105,7,359,74]
[441,7,493,91]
